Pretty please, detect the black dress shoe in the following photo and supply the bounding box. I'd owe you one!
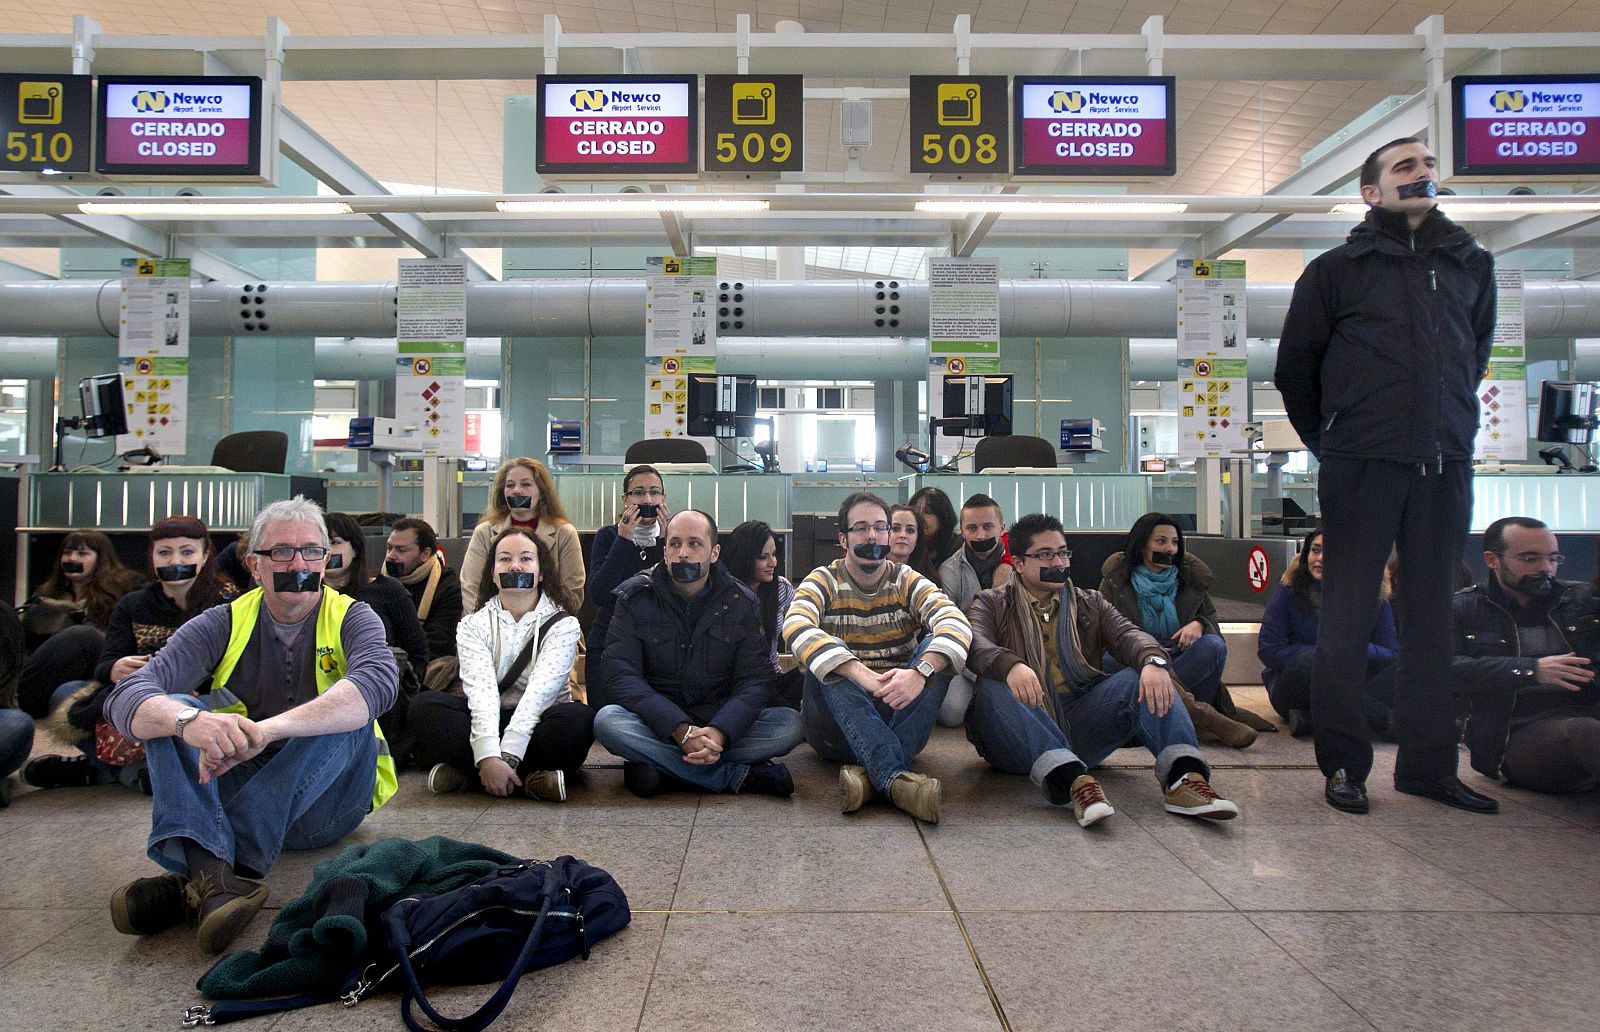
[1394,775,1499,814]
[1325,770,1369,814]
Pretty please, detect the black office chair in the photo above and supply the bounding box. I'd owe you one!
[211,430,289,474]
[973,435,1057,472]
[624,438,708,465]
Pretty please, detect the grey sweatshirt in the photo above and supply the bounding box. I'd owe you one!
[106,595,398,739]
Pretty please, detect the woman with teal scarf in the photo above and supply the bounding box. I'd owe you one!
[1100,513,1267,747]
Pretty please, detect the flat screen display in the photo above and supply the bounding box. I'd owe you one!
[1452,75,1600,177]
[1013,76,1176,177]
[537,75,698,175]
[96,76,263,178]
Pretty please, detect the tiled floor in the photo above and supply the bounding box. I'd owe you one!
[4,686,1600,1032]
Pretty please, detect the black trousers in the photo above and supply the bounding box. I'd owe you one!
[1312,457,1471,784]
[1268,649,1398,738]
[407,691,596,776]
[1501,704,1600,794]
[17,624,103,717]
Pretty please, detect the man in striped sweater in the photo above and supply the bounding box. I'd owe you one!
[784,492,972,823]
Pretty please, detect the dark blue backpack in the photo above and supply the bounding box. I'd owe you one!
[382,855,631,1032]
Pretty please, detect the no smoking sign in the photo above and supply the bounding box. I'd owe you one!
[1247,546,1270,593]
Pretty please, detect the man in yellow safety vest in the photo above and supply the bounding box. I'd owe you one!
[103,496,399,954]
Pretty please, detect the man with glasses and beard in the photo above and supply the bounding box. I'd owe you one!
[963,513,1238,828]
[1454,517,1600,795]
[102,497,399,956]
[784,492,971,823]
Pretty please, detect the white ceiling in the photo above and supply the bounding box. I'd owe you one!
[2,3,1599,280]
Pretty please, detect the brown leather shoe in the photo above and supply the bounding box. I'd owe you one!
[111,873,188,936]
[1180,685,1257,749]
[522,769,567,803]
[186,872,269,955]
[887,772,941,824]
[839,765,873,814]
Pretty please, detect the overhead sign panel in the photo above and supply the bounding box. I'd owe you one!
[96,75,263,179]
[704,74,803,174]
[0,73,93,175]
[1452,74,1600,177]
[537,75,698,175]
[909,76,1009,176]
[1013,76,1176,177]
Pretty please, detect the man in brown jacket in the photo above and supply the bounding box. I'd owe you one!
[965,513,1239,827]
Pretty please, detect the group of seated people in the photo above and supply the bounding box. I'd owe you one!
[0,455,1596,959]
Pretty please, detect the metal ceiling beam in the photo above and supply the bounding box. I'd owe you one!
[954,185,1019,257]
[276,107,493,281]
[1136,91,1430,282]
[1477,189,1600,256]
[0,258,51,280]
[2,28,1597,83]
[0,185,256,282]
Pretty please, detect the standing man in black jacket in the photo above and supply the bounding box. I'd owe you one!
[593,509,803,798]
[1275,136,1498,815]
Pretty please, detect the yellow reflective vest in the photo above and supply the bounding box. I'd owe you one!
[207,586,398,811]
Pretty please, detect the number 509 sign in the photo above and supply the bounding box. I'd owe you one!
[703,75,804,174]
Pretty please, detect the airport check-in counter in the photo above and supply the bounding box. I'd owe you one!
[19,472,327,603]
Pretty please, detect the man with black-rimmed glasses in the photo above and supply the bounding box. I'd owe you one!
[963,513,1238,827]
[102,496,399,955]
[784,491,971,823]
[1454,516,1600,795]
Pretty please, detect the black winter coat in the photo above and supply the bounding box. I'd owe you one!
[601,562,775,744]
[1275,206,1495,464]
[1453,580,1600,779]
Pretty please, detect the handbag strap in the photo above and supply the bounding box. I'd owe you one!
[495,611,571,695]
[396,868,562,1032]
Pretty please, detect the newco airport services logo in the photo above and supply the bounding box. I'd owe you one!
[1492,90,1526,112]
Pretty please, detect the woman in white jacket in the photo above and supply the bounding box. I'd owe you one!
[409,527,592,801]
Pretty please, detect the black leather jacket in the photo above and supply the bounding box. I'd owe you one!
[1453,580,1600,778]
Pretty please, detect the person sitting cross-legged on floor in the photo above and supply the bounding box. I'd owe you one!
[102,497,400,955]
[409,526,592,802]
[964,513,1239,827]
[594,509,803,798]
[785,491,972,823]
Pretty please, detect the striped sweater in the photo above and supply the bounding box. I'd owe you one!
[783,559,971,683]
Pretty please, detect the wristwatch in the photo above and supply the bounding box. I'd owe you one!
[1141,655,1170,670]
[913,658,938,679]
[174,706,202,739]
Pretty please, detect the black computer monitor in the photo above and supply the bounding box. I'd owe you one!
[686,374,757,438]
[1536,380,1598,444]
[941,375,1013,438]
[78,373,128,438]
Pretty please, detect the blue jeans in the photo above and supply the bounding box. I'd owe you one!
[801,638,952,792]
[1104,633,1228,705]
[145,695,377,879]
[593,705,804,792]
[47,679,148,791]
[965,668,1209,790]
[0,708,33,780]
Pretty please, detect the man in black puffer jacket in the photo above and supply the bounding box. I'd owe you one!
[1275,136,1497,816]
[594,509,802,799]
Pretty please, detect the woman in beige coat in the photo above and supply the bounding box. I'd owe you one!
[460,457,585,614]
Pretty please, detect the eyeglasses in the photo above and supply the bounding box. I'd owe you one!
[625,487,665,500]
[1500,551,1564,566]
[1022,548,1073,562]
[847,522,891,536]
[253,545,329,563]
